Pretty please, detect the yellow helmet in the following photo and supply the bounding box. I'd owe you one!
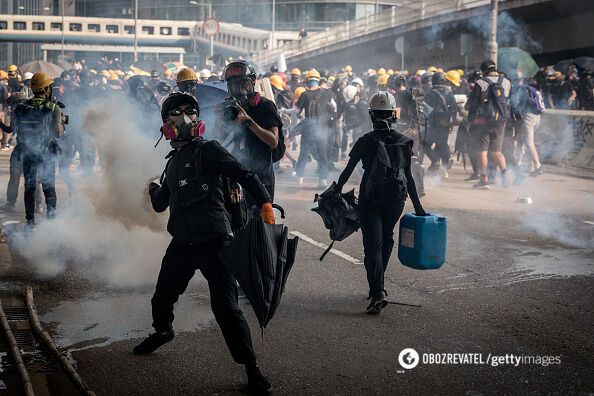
[30,72,53,91]
[164,69,173,77]
[109,74,120,81]
[101,70,110,77]
[377,74,389,86]
[176,68,198,83]
[445,70,461,87]
[306,69,320,81]
[427,66,438,73]
[294,87,306,102]
[437,68,444,73]
[0,70,8,80]
[290,67,301,76]
[8,65,18,72]
[367,68,377,75]
[378,68,386,76]
[343,65,352,73]
[457,69,464,76]
[269,75,284,90]
[387,69,394,75]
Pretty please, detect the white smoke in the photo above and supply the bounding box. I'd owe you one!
[10,96,172,287]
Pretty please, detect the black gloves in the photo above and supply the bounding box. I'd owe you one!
[415,206,428,216]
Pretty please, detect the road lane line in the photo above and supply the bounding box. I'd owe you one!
[289,231,362,265]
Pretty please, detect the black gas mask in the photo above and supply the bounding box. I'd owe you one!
[227,77,255,108]
[178,80,198,96]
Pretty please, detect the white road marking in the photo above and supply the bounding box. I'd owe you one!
[289,231,362,265]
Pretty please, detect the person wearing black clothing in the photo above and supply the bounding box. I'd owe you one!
[134,93,274,394]
[334,91,427,315]
[425,72,456,175]
[223,61,282,206]
[577,70,594,110]
[547,72,576,109]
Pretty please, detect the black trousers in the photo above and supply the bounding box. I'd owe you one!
[22,152,56,221]
[425,126,451,168]
[359,201,405,296]
[151,238,257,366]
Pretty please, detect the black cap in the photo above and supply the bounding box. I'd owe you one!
[480,60,497,72]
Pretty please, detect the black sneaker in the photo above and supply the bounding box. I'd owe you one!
[530,167,544,177]
[24,220,36,232]
[446,158,454,170]
[246,366,272,395]
[366,290,388,315]
[133,329,174,355]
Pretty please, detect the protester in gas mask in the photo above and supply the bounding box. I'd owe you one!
[333,91,426,315]
[222,61,282,208]
[12,72,65,229]
[175,68,199,99]
[135,92,275,395]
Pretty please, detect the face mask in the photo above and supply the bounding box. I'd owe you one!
[307,80,319,88]
[228,77,254,100]
[160,114,205,143]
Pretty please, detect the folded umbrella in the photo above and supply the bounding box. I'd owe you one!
[219,211,298,334]
[311,182,360,261]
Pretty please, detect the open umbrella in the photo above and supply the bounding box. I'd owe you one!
[132,60,164,74]
[311,182,360,261]
[554,59,575,74]
[20,60,64,78]
[219,212,299,333]
[574,57,594,71]
[197,80,229,138]
[498,47,539,78]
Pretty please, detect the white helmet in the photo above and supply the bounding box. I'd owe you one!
[343,85,358,103]
[199,69,211,79]
[351,78,364,88]
[369,91,396,112]
[23,72,33,81]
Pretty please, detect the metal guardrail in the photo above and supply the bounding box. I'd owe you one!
[251,0,492,66]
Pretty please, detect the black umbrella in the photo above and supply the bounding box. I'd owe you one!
[311,182,360,261]
[219,212,299,334]
[554,59,575,74]
[575,57,594,71]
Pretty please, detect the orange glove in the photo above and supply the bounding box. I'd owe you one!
[260,203,275,225]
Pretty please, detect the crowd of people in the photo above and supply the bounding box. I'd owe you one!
[0,55,592,394]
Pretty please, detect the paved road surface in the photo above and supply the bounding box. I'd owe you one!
[0,148,593,395]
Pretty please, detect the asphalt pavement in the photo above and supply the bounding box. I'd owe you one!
[0,148,593,395]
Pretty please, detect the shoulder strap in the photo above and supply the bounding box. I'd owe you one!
[160,150,176,185]
[497,76,504,85]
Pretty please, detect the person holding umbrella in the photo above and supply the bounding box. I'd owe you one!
[134,92,275,394]
[333,91,427,315]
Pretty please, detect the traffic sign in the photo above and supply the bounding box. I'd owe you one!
[203,17,220,36]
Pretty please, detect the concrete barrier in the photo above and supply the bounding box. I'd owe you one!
[536,109,594,171]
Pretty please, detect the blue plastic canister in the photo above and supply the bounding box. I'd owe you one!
[398,213,447,270]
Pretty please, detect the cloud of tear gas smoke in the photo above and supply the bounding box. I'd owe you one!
[521,211,594,250]
[11,96,172,287]
[425,11,542,54]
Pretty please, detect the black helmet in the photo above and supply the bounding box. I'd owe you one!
[421,72,433,85]
[223,60,256,82]
[480,60,497,73]
[431,71,447,86]
[388,74,407,90]
[156,81,172,95]
[468,70,483,83]
[160,92,199,122]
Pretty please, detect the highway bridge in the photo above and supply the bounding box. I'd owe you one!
[250,0,594,72]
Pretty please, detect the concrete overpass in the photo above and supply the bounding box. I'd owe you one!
[251,0,594,72]
[0,14,297,62]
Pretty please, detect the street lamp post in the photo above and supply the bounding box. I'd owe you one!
[487,0,498,66]
[61,0,65,58]
[134,0,138,62]
[271,0,276,49]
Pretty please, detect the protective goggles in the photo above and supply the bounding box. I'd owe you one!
[168,108,198,116]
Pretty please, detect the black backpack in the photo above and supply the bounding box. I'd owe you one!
[481,77,508,126]
[364,132,410,207]
[14,100,55,153]
[430,88,454,127]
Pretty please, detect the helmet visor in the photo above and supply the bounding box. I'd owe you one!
[227,77,254,98]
